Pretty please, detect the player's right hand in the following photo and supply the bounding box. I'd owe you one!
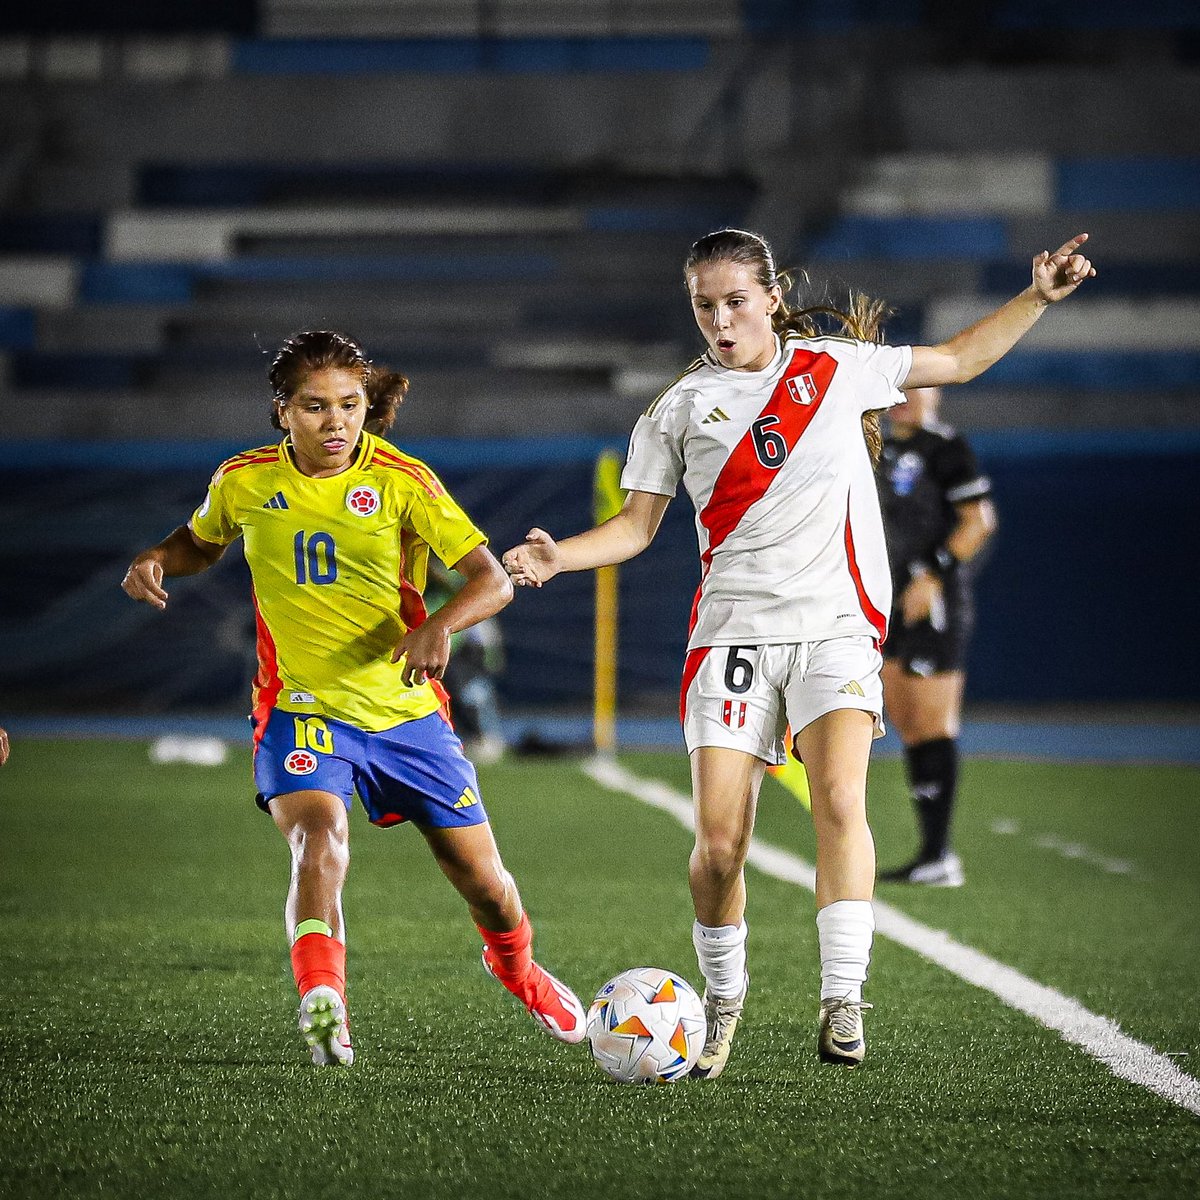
[501,528,561,588]
[122,556,169,610]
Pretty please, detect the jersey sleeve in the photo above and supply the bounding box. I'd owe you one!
[188,469,241,546]
[936,434,993,504]
[825,340,911,416]
[402,473,488,572]
[620,391,686,496]
[855,341,912,389]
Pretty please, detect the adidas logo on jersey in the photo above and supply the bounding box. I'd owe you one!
[701,407,731,424]
[263,492,289,510]
[836,680,866,697]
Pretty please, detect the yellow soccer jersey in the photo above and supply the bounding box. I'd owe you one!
[189,432,486,733]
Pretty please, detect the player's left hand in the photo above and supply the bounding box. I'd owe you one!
[901,572,943,625]
[0,726,8,766]
[393,621,452,687]
[1032,233,1096,303]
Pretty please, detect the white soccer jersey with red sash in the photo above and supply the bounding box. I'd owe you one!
[621,333,912,651]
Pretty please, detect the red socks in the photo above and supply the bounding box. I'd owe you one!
[478,911,533,984]
[290,932,346,1000]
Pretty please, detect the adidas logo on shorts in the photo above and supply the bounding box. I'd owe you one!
[836,680,866,697]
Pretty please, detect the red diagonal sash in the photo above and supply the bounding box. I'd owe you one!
[698,349,837,569]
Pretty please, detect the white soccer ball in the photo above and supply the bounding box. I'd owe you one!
[586,966,707,1084]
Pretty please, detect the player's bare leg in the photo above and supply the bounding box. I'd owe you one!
[795,710,877,1065]
[270,790,353,1065]
[421,822,584,1043]
[687,747,764,1078]
[879,662,966,886]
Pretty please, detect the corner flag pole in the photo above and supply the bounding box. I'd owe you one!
[593,450,625,757]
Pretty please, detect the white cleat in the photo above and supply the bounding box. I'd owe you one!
[689,975,748,1080]
[818,996,872,1066]
[878,851,964,887]
[299,985,354,1067]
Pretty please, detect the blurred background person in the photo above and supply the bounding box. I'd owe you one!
[877,386,997,886]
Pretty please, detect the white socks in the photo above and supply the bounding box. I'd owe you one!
[816,899,875,1004]
[692,920,748,1000]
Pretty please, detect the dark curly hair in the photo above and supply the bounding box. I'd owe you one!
[268,330,408,435]
[685,229,892,465]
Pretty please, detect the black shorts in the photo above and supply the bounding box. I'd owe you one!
[883,585,974,677]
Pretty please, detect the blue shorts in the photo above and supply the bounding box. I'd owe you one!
[253,708,488,829]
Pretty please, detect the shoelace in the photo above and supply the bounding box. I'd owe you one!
[823,998,873,1041]
[703,995,743,1051]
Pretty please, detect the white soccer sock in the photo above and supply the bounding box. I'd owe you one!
[692,920,748,1000]
[816,900,875,1004]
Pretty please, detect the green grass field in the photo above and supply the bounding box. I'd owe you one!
[1,740,1197,1199]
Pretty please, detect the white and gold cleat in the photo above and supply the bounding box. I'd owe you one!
[689,976,748,1080]
[818,996,872,1066]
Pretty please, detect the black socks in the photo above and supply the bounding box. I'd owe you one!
[904,736,959,861]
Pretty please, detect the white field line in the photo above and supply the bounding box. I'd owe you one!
[990,818,1137,876]
[582,756,1200,1118]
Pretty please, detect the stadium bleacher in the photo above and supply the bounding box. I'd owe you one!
[1,1,1198,714]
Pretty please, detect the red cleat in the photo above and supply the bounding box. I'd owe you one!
[483,951,586,1044]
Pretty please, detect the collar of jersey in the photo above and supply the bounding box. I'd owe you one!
[280,433,373,477]
[703,333,784,380]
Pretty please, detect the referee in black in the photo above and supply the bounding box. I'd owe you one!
[877,386,997,886]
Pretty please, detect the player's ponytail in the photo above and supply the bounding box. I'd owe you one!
[268,329,407,435]
[685,229,893,467]
[773,281,892,466]
[363,367,409,434]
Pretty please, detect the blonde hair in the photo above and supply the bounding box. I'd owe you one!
[685,229,892,465]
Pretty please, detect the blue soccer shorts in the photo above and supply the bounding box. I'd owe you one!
[253,708,488,829]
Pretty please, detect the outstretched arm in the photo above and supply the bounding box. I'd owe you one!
[501,490,671,588]
[392,543,513,687]
[121,526,226,611]
[905,234,1096,389]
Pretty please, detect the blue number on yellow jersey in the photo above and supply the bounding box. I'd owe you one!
[189,432,486,734]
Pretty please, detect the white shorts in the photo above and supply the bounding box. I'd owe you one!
[681,636,885,765]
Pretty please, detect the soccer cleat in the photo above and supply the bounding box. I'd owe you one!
[299,985,354,1067]
[689,975,748,1080]
[878,851,964,887]
[482,951,586,1044]
[818,996,872,1066]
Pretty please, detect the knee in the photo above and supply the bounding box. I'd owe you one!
[289,818,349,875]
[693,830,747,881]
[810,780,867,836]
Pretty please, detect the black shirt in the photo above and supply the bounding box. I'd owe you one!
[878,421,991,589]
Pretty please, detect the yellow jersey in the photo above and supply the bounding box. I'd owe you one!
[189,432,486,733]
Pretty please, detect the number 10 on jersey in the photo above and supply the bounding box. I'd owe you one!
[294,531,338,585]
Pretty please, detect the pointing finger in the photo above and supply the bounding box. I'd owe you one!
[1052,233,1088,257]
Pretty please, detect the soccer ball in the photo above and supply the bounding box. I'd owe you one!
[586,967,707,1084]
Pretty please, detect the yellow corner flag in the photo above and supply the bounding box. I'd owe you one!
[593,450,625,756]
[767,736,811,810]
[593,449,625,523]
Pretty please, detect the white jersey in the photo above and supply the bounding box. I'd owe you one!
[621,332,912,651]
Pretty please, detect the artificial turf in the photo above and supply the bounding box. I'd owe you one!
[0,740,1196,1199]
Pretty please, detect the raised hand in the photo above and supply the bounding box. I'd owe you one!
[1032,233,1096,304]
[501,527,561,588]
